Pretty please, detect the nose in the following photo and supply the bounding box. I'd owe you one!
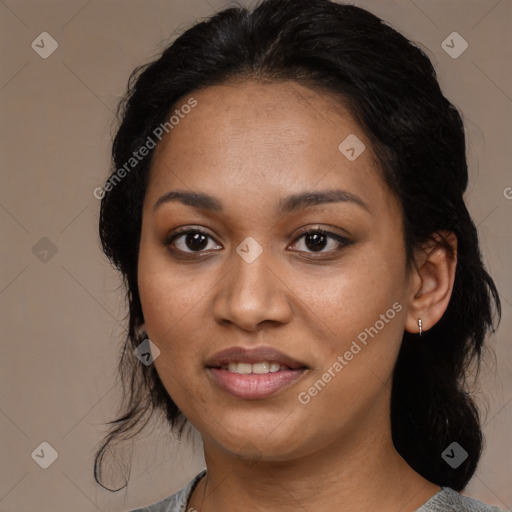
[212,246,293,332]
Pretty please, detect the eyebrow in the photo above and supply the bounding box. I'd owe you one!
[153,188,370,214]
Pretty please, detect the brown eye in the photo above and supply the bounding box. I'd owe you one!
[303,231,329,252]
[290,228,352,254]
[166,229,222,253]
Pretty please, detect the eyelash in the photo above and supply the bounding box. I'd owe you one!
[164,226,353,258]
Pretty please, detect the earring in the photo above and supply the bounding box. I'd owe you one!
[418,318,422,336]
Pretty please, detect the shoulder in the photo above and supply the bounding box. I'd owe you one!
[416,487,507,512]
[128,469,207,512]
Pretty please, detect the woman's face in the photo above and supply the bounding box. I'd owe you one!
[138,80,412,460]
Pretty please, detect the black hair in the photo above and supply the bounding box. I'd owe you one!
[95,0,501,492]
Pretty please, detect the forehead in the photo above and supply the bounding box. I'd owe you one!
[147,80,394,215]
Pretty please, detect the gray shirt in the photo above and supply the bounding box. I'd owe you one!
[129,469,507,512]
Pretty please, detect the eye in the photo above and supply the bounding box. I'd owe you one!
[289,228,352,254]
[165,228,222,253]
[164,226,352,257]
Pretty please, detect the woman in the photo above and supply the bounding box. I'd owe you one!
[95,0,505,510]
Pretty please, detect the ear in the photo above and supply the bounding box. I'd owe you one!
[404,231,457,335]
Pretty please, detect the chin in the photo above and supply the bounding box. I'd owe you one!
[200,413,313,460]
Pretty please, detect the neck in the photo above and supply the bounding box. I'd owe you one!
[187,400,440,512]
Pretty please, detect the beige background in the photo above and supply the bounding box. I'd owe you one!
[1,0,511,510]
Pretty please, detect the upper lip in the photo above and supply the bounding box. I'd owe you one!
[205,346,308,369]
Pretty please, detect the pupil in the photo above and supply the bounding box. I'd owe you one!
[184,232,328,252]
[187,232,208,251]
[306,233,326,251]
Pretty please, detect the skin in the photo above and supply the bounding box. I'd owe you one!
[137,80,457,512]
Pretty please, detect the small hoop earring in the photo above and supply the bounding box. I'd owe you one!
[418,318,422,336]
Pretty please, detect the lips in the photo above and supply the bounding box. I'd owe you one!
[205,346,309,400]
[205,346,308,370]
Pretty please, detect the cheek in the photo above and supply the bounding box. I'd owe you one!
[137,231,201,335]
[295,247,405,334]
[300,251,407,391]
[137,243,218,399]
[139,272,198,333]
[137,260,206,405]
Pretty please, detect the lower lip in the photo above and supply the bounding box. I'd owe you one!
[207,367,307,400]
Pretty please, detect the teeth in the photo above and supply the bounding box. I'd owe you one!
[253,362,269,374]
[222,362,289,374]
[270,362,281,372]
[236,363,252,374]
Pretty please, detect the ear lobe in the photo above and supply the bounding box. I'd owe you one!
[405,231,457,335]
